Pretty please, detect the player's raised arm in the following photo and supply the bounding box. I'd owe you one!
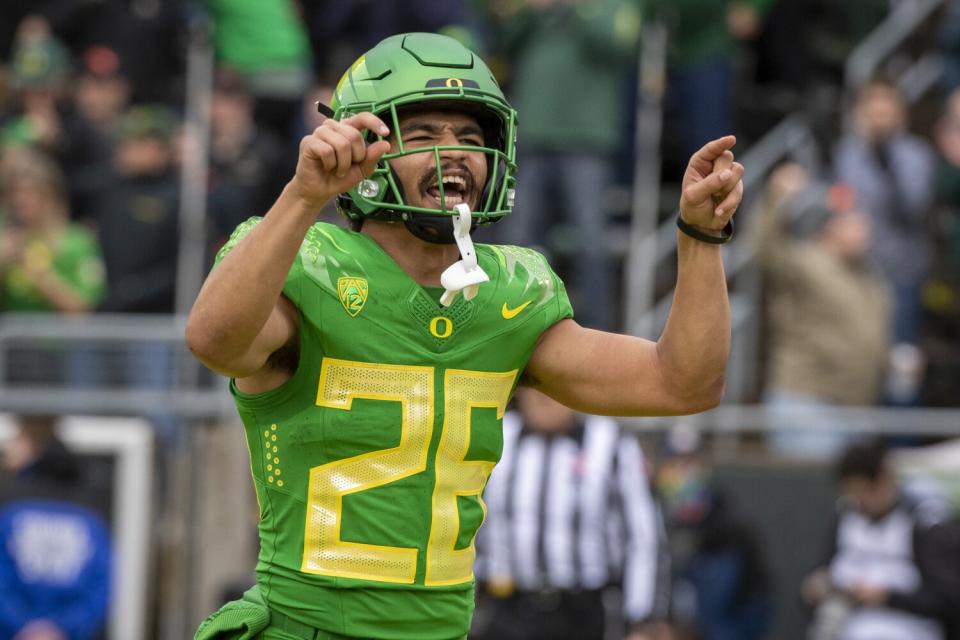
[185,113,391,379]
[525,136,743,416]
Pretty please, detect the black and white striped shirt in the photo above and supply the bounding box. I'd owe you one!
[476,411,670,625]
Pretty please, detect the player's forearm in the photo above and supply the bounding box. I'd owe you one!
[186,183,319,362]
[655,232,730,410]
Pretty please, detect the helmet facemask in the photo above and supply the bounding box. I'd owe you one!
[333,95,517,242]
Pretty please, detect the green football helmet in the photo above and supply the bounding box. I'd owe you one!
[326,33,518,242]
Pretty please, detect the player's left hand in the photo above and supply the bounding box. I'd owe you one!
[679,135,744,233]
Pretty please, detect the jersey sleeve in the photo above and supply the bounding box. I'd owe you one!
[214,217,306,307]
[542,254,574,330]
[487,243,574,333]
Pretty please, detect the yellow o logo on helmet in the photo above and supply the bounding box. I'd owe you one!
[429,316,454,339]
[444,77,464,88]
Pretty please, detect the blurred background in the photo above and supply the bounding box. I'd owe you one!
[0,0,959,639]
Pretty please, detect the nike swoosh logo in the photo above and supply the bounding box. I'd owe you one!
[501,300,532,319]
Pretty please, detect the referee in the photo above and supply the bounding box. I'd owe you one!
[472,388,670,640]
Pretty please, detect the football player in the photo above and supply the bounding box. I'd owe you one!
[188,32,742,640]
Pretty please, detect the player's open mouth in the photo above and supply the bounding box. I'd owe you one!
[424,173,473,209]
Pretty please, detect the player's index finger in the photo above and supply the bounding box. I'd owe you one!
[341,112,390,137]
[693,135,737,163]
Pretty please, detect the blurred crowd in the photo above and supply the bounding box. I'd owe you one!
[0,0,960,404]
[1,1,960,639]
[752,72,960,454]
[0,0,957,408]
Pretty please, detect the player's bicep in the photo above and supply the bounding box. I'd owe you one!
[524,319,684,417]
[202,295,299,382]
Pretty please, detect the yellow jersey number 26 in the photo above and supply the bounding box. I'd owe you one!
[302,357,515,586]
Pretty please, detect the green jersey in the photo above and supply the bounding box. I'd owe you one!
[216,219,573,640]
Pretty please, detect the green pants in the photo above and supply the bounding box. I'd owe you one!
[194,586,359,640]
[194,586,466,640]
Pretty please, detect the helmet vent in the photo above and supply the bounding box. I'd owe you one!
[401,34,473,69]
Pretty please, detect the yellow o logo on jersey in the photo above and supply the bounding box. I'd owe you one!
[429,316,454,339]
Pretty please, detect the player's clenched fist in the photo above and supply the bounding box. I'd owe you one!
[679,135,745,233]
[290,112,392,210]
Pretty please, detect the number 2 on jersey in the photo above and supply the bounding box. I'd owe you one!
[302,358,515,585]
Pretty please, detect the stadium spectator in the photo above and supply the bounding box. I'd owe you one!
[752,164,890,457]
[1,17,110,220]
[0,414,112,640]
[655,426,773,640]
[0,1,184,104]
[834,77,936,349]
[0,147,105,314]
[302,0,470,92]
[754,0,890,93]
[205,0,312,142]
[803,440,953,640]
[84,104,181,440]
[938,0,960,94]
[94,104,179,314]
[2,16,73,140]
[912,514,960,638]
[472,388,670,640]
[73,46,129,135]
[487,0,642,330]
[69,0,185,105]
[68,45,132,217]
[207,69,290,251]
[934,88,960,286]
[0,146,107,388]
[188,32,741,640]
[926,90,960,405]
[650,0,771,162]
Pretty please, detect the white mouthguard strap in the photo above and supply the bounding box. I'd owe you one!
[439,204,490,307]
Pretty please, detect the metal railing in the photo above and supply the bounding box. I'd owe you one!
[624,114,820,403]
[0,313,233,419]
[621,405,960,438]
[844,0,947,93]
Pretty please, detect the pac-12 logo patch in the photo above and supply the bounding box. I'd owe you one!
[338,277,368,317]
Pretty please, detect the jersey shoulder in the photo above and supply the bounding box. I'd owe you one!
[216,218,372,265]
[216,218,384,306]
[479,243,573,324]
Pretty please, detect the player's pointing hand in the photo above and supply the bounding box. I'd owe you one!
[679,135,745,233]
[291,112,392,210]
